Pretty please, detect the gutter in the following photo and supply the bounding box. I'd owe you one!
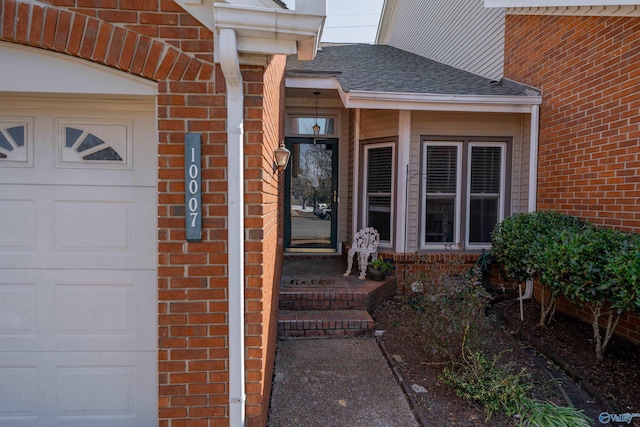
[285,76,542,113]
[340,90,542,113]
[219,28,246,426]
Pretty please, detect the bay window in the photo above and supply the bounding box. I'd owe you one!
[421,139,507,249]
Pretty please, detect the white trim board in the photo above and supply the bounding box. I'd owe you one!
[0,42,157,96]
[486,0,639,6]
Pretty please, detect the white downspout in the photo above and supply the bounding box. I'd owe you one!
[219,28,246,427]
[522,104,540,300]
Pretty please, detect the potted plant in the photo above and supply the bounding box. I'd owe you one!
[368,257,394,281]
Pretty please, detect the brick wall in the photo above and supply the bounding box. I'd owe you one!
[244,54,286,427]
[504,14,640,345]
[504,14,640,231]
[1,0,284,425]
[533,282,640,345]
[358,249,508,295]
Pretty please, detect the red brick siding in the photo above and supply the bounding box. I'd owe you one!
[504,14,640,231]
[533,282,640,345]
[1,0,282,425]
[244,55,286,427]
[504,14,640,345]
[352,249,510,295]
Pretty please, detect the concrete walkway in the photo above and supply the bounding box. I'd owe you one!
[268,338,420,427]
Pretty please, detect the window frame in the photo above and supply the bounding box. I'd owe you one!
[362,141,396,247]
[420,141,463,250]
[465,141,507,250]
[420,138,509,251]
[286,114,338,137]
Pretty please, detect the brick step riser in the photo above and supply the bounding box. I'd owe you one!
[277,310,374,339]
[279,290,369,311]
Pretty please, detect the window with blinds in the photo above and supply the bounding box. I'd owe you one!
[365,144,394,244]
[426,146,458,193]
[424,144,461,245]
[422,140,507,249]
[468,144,503,244]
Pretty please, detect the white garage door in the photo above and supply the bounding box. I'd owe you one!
[0,98,157,426]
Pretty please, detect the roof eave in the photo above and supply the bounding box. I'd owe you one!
[344,90,542,113]
[286,76,542,113]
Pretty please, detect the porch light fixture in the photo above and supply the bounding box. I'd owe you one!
[312,91,321,135]
[273,142,291,173]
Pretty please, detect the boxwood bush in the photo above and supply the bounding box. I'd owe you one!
[492,211,640,360]
[491,211,588,326]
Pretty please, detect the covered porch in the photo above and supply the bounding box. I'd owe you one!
[282,44,542,259]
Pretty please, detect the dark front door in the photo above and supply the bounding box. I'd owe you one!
[284,137,338,252]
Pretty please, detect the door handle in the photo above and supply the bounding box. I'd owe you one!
[333,190,337,203]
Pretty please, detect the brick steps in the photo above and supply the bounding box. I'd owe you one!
[277,257,396,338]
[277,310,374,339]
[279,287,369,311]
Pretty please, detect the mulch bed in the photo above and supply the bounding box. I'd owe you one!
[373,296,570,426]
[504,299,640,421]
[373,295,640,427]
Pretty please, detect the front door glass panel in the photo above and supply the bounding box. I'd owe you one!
[285,138,338,251]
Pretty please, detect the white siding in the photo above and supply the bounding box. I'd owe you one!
[377,0,506,81]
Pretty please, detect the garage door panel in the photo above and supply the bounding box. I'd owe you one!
[0,269,155,352]
[0,282,37,338]
[0,107,156,187]
[0,365,38,421]
[54,199,134,254]
[1,98,157,426]
[0,352,156,427]
[0,185,155,270]
[0,199,36,253]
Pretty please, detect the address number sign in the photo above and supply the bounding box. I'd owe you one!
[185,133,202,242]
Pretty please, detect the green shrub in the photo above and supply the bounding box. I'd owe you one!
[538,225,633,360]
[405,253,490,362]
[442,350,531,419]
[492,211,588,326]
[607,235,640,316]
[443,350,591,426]
[495,210,640,360]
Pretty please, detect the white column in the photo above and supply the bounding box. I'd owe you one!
[395,110,411,252]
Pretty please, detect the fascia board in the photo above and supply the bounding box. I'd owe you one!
[284,76,541,113]
[375,0,396,44]
[342,91,542,113]
[213,2,325,60]
[237,37,297,55]
[485,0,637,6]
[0,42,157,96]
[285,76,340,90]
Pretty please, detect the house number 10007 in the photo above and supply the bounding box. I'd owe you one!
[185,133,202,242]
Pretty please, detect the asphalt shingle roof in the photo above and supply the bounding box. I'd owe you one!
[286,44,528,97]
